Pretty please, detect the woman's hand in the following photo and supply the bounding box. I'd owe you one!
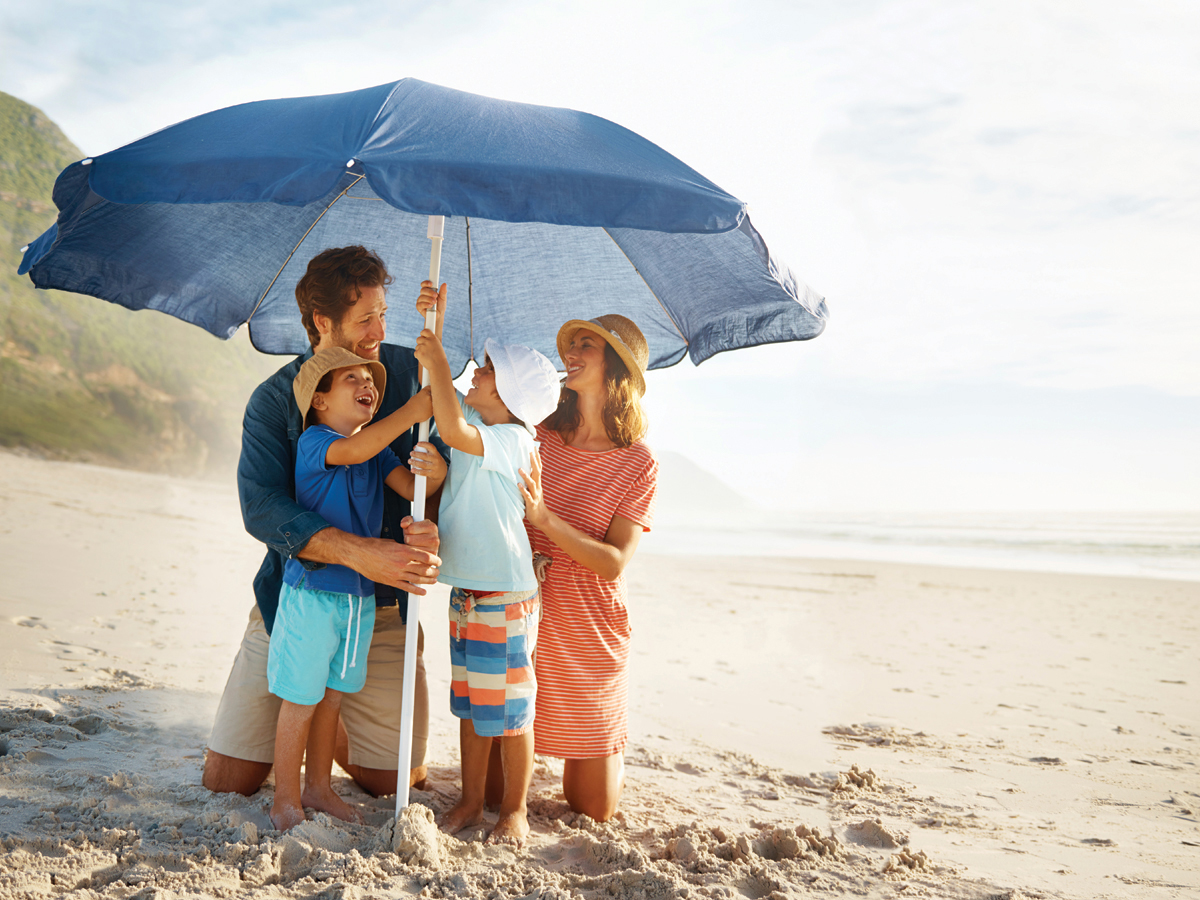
[409,441,446,484]
[518,449,549,530]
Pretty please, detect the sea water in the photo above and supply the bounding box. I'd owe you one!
[641,510,1200,582]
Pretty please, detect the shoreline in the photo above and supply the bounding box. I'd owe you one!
[2,452,1197,898]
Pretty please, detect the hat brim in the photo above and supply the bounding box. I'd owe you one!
[556,319,647,397]
[294,349,388,429]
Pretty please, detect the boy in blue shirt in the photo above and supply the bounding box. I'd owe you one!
[268,346,446,831]
[413,327,559,848]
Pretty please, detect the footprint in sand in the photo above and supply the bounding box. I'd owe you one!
[11,616,48,629]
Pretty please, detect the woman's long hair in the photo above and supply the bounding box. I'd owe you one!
[544,342,648,448]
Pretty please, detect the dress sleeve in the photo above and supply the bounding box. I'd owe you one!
[614,448,658,532]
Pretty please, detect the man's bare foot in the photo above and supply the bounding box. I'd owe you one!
[301,785,364,824]
[486,810,529,848]
[438,799,484,835]
[270,801,307,832]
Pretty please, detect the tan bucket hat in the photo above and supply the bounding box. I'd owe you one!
[556,314,649,397]
[293,347,387,429]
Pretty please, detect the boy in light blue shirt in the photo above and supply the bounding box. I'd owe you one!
[414,327,559,849]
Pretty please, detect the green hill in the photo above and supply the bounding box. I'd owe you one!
[0,91,279,475]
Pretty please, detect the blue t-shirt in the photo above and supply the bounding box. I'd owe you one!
[282,424,403,597]
[438,398,538,591]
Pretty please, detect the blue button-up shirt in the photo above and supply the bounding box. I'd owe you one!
[237,343,447,634]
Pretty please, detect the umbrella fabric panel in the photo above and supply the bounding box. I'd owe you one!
[25,163,327,340]
[462,219,688,372]
[609,216,828,366]
[87,79,745,234]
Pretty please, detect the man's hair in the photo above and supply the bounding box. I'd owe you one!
[295,246,393,347]
[543,343,648,448]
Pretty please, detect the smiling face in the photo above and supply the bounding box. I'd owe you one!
[309,364,379,436]
[561,328,609,395]
[317,284,387,361]
[463,355,514,425]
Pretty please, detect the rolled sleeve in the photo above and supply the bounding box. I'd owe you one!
[237,375,330,560]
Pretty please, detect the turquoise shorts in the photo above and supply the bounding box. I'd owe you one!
[267,582,376,705]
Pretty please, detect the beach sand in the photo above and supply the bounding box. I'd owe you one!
[1,450,1196,899]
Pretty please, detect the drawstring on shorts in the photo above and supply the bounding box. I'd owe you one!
[340,594,363,679]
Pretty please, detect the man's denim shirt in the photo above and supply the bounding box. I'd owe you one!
[238,344,447,634]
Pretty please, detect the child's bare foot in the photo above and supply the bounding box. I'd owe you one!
[438,799,484,835]
[486,810,529,848]
[270,801,307,832]
[301,785,364,824]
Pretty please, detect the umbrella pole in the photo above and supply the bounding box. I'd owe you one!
[395,214,444,816]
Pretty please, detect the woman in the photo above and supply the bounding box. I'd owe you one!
[518,314,658,821]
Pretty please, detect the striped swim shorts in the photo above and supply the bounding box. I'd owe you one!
[448,586,539,737]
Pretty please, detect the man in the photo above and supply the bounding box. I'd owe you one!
[204,245,447,799]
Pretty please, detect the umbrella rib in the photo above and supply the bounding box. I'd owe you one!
[245,175,367,326]
[602,228,688,346]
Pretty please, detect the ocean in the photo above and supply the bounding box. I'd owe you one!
[642,510,1200,582]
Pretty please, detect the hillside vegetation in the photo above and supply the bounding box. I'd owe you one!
[0,91,278,475]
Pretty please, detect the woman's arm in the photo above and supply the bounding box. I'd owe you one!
[518,450,643,581]
[325,387,433,467]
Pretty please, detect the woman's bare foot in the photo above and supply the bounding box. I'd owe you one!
[486,810,529,848]
[270,800,307,832]
[438,799,484,835]
[301,785,364,824]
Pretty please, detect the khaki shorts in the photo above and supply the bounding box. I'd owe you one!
[208,604,428,771]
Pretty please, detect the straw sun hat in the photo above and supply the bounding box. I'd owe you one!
[293,347,387,428]
[556,314,649,397]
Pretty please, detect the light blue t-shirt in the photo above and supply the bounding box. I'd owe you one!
[438,397,538,591]
[283,424,403,597]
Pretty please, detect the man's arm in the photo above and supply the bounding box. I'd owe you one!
[299,519,440,595]
[238,375,441,592]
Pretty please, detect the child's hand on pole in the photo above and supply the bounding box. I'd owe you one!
[414,328,448,374]
[401,385,433,423]
[415,280,447,318]
[409,441,447,486]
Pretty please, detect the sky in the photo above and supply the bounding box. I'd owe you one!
[2,0,1197,510]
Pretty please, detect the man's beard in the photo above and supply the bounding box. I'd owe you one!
[331,324,380,360]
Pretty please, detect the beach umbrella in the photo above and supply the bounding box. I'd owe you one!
[17,78,828,811]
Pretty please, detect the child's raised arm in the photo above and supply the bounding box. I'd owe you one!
[384,441,447,501]
[325,387,433,467]
[413,329,484,457]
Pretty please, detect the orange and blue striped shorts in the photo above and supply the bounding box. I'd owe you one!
[448,586,539,737]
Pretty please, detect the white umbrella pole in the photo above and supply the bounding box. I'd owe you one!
[395,214,444,815]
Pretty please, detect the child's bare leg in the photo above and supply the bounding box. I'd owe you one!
[487,731,533,847]
[271,700,316,831]
[300,689,363,823]
[484,738,503,809]
[439,719,492,834]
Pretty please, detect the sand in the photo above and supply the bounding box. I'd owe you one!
[0,449,1197,899]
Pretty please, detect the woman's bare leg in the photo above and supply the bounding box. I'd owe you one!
[271,700,317,831]
[488,732,533,846]
[562,753,624,822]
[300,689,362,823]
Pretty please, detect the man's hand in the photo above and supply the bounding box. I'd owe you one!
[302,526,440,595]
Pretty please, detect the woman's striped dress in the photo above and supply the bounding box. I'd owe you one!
[526,425,657,759]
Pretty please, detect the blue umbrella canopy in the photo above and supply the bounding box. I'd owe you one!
[19,78,826,373]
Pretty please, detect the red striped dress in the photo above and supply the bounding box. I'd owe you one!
[526,425,658,759]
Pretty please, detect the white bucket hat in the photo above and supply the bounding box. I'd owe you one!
[484,338,561,436]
